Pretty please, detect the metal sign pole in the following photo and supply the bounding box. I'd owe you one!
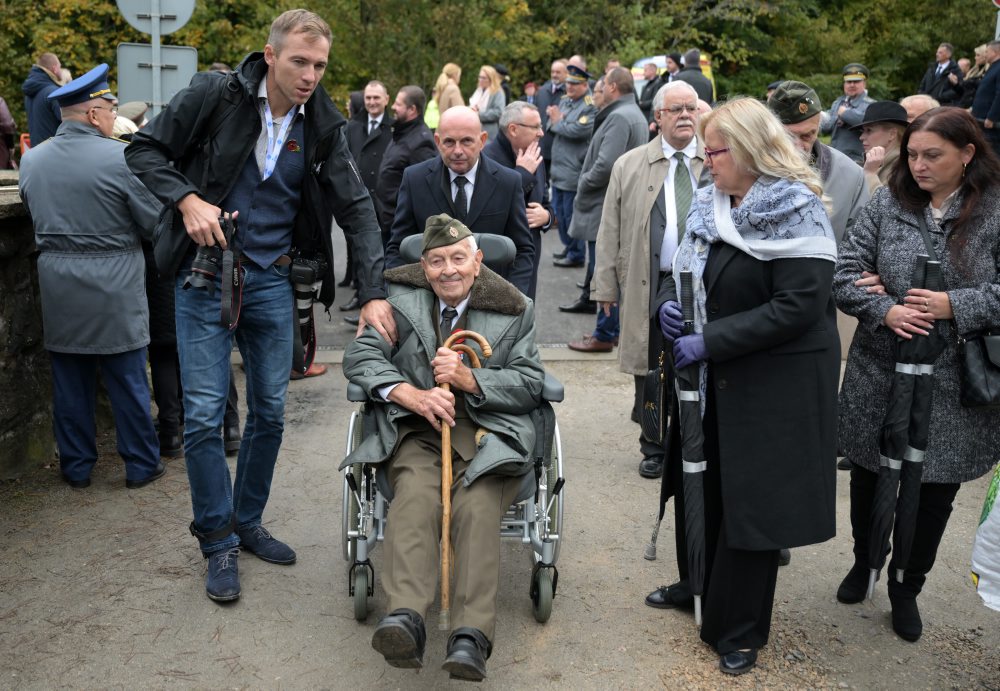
[151,0,162,116]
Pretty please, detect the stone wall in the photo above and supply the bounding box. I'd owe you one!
[0,171,54,479]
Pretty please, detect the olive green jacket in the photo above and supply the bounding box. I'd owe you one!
[341,264,544,485]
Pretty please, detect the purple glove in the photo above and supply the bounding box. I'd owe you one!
[673,334,708,370]
[658,300,683,344]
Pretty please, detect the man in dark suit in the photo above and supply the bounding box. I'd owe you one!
[483,101,553,298]
[674,49,714,104]
[534,60,568,179]
[385,106,535,295]
[918,42,963,106]
[341,80,394,310]
[972,40,1000,157]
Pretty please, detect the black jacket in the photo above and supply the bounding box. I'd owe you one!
[374,116,437,232]
[674,67,713,105]
[125,53,385,308]
[918,60,963,105]
[482,130,552,230]
[346,112,393,195]
[384,153,535,295]
[534,79,566,161]
[22,66,61,146]
[638,75,663,123]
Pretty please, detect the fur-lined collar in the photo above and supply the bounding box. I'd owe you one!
[383,264,527,316]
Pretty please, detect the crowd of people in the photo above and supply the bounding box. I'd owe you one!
[12,8,1000,682]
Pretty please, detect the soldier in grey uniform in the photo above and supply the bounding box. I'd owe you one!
[18,63,166,490]
[820,63,875,164]
[547,64,597,268]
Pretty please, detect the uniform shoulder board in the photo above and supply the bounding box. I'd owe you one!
[560,93,570,101]
[584,95,594,105]
[110,136,129,144]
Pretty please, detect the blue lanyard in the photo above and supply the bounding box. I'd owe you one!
[262,101,298,180]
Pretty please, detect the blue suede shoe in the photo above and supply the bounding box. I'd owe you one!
[237,525,296,565]
[206,548,241,602]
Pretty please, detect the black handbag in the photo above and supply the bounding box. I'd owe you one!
[640,350,667,443]
[915,213,1000,408]
[958,332,1000,408]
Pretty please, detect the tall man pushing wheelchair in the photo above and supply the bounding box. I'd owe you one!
[126,9,393,603]
[342,215,544,681]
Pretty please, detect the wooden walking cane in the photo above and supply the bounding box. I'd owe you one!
[438,329,492,631]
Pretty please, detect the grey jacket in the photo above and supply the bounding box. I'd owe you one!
[341,265,544,485]
[568,98,649,243]
[476,90,506,140]
[834,186,1000,483]
[814,141,869,244]
[548,93,597,191]
[820,91,874,164]
[19,121,161,354]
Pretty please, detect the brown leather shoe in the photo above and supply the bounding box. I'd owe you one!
[568,335,614,353]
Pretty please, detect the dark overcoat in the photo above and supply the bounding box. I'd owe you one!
[697,244,840,550]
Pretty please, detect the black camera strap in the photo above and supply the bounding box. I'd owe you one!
[220,249,242,330]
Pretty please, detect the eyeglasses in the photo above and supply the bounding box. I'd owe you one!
[658,104,698,116]
[513,122,543,131]
[703,146,731,161]
[90,105,118,115]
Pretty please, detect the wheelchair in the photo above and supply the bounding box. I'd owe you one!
[340,233,566,624]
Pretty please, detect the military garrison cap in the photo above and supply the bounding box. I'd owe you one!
[423,214,472,253]
[565,64,592,84]
[842,63,869,81]
[767,80,823,124]
[47,63,116,107]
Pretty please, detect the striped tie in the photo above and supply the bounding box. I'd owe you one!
[674,152,693,241]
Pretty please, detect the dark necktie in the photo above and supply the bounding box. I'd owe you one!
[369,119,377,135]
[440,306,458,338]
[673,152,693,241]
[453,175,469,222]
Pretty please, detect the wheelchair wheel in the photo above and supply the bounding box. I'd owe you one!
[531,567,554,623]
[353,568,369,621]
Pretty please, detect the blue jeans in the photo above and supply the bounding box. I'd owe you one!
[581,240,620,342]
[50,348,160,483]
[175,260,293,555]
[552,186,585,262]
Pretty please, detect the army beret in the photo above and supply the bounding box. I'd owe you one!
[767,80,823,124]
[843,63,869,81]
[422,213,472,253]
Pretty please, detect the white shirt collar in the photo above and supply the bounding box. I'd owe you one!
[661,136,698,160]
[257,78,303,120]
[449,159,479,184]
[370,112,384,126]
[439,296,471,323]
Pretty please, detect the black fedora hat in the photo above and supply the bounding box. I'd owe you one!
[851,100,909,130]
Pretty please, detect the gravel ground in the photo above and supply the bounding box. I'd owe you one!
[1,360,998,689]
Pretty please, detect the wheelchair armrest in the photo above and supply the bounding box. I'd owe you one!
[346,382,368,402]
[542,371,564,403]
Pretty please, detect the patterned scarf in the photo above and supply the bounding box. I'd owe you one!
[672,175,837,413]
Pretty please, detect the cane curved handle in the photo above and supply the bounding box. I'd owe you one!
[450,343,482,369]
[444,330,492,358]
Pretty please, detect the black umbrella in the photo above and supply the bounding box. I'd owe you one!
[644,390,676,562]
[866,256,948,598]
[674,271,707,624]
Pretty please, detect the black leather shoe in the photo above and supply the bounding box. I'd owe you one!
[372,609,426,669]
[638,455,664,479]
[237,525,296,564]
[337,274,353,287]
[553,257,584,268]
[442,627,491,681]
[836,562,871,604]
[889,594,922,642]
[344,315,360,326]
[61,474,91,489]
[576,280,587,290]
[339,295,360,311]
[125,461,166,489]
[719,649,757,675]
[837,457,853,470]
[552,249,568,259]
[224,426,241,456]
[645,582,694,610]
[558,298,597,314]
[159,433,183,458]
[778,548,791,566]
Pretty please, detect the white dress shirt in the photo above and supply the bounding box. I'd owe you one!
[449,160,479,214]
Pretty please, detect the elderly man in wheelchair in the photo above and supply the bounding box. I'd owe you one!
[341,214,545,681]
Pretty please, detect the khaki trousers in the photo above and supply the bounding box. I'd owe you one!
[383,425,521,640]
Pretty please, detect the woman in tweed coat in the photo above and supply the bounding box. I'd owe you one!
[834,107,1000,642]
